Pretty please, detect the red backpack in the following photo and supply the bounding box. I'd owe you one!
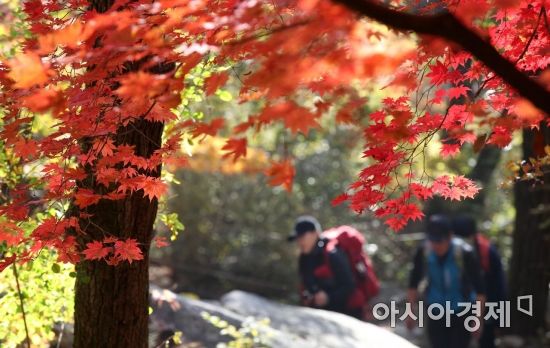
[321,226,380,305]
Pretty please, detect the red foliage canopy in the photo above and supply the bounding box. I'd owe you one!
[0,0,548,267]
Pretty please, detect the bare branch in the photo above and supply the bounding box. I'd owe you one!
[332,0,550,115]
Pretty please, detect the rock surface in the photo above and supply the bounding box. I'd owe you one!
[150,286,418,348]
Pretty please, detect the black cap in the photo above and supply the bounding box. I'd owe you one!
[426,214,452,242]
[287,216,321,242]
[452,215,477,238]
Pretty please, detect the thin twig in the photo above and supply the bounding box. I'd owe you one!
[13,262,32,348]
[56,322,66,348]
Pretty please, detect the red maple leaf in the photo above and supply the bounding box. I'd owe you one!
[13,139,40,160]
[137,177,167,201]
[456,132,477,145]
[190,118,225,138]
[265,160,295,192]
[82,240,112,261]
[114,239,143,264]
[0,255,16,273]
[399,204,424,221]
[7,52,52,88]
[447,86,470,100]
[331,193,349,206]
[0,221,25,247]
[21,88,64,114]
[487,126,512,148]
[205,71,229,96]
[409,183,433,200]
[222,138,247,162]
[385,217,407,231]
[426,61,448,86]
[74,189,102,208]
[441,143,461,158]
[257,102,319,134]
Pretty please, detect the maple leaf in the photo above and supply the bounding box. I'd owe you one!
[145,104,177,123]
[13,139,40,160]
[258,102,319,134]
[456,132,477,145]
[441,143,461,158]
[222,138,247,162]
[432,175,480,201]
[92,138,116,158]
[432,175,452,199]
[399,204,424,221]
[0,255,16,273]
[190,118,225,138]
[114,239,143,264]
[103,236,118,244]
[369,110,386,122]
[74,189,102,208]
[487,126,513,148]
[83,240,112,261]
[21,88,64,114]
[32,217,66,241]
[205,71,229,96]
[331,193,349,206]
[447,86,470,100]
[56,236,80,264]
[426,61,448,86]
[409,183,433,200]
[116,71,167,102]
[0,221,25,246]
[453,175,480,198]
[7,52,51,88]
[265,160,295,192]
[385,217,407,231]
[37,21,85,54]
[138,177,167,201]
[336,98,364,124]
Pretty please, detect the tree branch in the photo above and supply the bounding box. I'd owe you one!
[332,0,550,116]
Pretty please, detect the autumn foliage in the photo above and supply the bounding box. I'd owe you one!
[0,0,548,271]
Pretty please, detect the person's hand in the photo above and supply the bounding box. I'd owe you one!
[313,291,329,307]
[301,296,313,307]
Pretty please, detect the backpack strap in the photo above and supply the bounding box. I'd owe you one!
[453,238,464,272]
[421,238,467,296]
[452,238,478,301]
[419,240,430,294]
[320,238,338,274]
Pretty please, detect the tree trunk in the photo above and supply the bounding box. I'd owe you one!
[72,1,167,346]
[74,119,163,347]
[509,126,550,338]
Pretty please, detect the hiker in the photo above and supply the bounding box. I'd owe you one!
[288,216,379,319]
[453,215,507,348]
[407,214,486,348]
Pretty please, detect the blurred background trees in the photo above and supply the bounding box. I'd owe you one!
[151,74,518,303]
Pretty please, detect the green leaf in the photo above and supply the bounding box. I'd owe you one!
[216,90,232,102]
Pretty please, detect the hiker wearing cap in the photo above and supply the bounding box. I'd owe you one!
[453,215,507,348]
[288,216,378,319]
[407,214,486,348]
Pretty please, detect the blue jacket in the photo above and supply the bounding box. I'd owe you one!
[409,238,485,311]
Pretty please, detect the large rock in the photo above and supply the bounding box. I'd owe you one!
[150,286,418,348]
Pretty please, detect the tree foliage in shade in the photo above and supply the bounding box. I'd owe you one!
[0,0,548,345]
